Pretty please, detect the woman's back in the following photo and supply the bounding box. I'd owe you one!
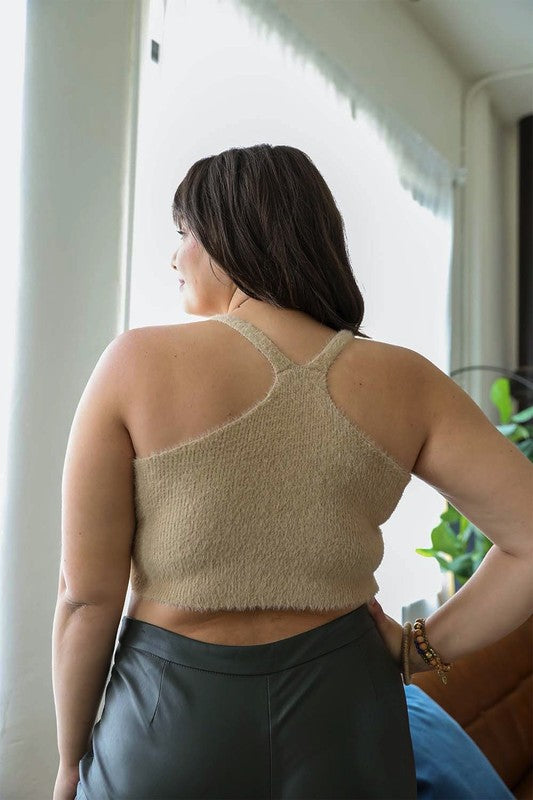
[123,302,425,645]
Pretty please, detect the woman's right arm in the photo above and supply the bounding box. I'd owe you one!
[405,349,533,670]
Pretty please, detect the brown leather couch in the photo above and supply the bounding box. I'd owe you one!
[411,615,533,800]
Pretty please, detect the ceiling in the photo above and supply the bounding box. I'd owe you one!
[401,0,533,125]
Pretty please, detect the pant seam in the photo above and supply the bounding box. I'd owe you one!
[149,658,168,726]
[266,674,272,800]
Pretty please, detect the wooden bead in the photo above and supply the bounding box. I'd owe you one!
[410,618,453,683]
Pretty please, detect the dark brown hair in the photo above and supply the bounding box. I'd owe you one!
[172,144,371,338]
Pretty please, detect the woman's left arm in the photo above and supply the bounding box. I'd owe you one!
[52,330,140,776]
[52,596,125,770]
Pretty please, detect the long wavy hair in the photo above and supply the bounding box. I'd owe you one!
[172,143,371,338]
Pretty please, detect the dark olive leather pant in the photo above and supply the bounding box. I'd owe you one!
[75,606,417,799]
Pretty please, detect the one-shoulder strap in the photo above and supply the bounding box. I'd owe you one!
[211,314,355,374]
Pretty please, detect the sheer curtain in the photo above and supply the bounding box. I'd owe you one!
[0,4,27,558]
[230,0,456,221]
[129,0,456,620]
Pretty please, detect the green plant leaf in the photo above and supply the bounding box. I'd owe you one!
[441,504,461,524]
[519,439,533,460]
[431,523,463,556]
[414,547,437,558]
[511,406,533,423]
[490,377,513,424]
[433,554,456,571]
[471,550,487,571]
[447,553,473,573]
[457,524,474,548]
[414,548,456,573]
[458,514,471,534]
[514,424,531,440]
[472,532,493,558]
[497,423,518,436]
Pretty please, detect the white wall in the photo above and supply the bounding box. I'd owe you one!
[462,91,518,409]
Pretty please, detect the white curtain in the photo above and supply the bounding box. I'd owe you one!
[227,0,457,221]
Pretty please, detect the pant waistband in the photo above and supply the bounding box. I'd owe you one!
[116,605,375,675]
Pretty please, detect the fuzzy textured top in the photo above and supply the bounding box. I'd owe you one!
[130,313,412,612]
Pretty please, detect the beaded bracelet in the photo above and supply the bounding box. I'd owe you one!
[401,621,413,685]
[401,618,453,685]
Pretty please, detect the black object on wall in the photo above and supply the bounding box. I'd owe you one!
[513,114,533,412]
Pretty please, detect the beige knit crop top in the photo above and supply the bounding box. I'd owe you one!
[130,313,412,612]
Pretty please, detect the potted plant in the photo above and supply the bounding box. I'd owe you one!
[415,374,533,596]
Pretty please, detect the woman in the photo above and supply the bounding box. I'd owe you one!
[52,144,533,800]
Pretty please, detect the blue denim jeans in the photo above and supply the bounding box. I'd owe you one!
[405,683,515,800]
